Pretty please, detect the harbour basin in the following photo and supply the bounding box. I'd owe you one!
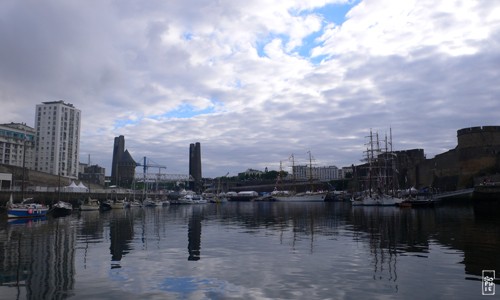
[0,201,498,299]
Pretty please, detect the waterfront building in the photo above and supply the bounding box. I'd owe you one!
[339,166,353,179]
[0,122,35,170]
[292,165,339,182]
[110,135,136,188]
[189,142,202,192]
[34,101,81,178]
[238,168,264,178]
[79,164,106,186]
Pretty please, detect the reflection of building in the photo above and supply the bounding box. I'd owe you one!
[111,135,136,188]
[0,122,35,169]
[34,101,81,178]
[109,212,134,266]
[189,142,202,192]
[188,208,202,261]
[0,219,76,298]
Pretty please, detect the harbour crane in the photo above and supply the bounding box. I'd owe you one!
[136,156,166,175]
[135,157,167,194]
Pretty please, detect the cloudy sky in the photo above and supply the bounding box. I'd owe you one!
[1,0,499,178]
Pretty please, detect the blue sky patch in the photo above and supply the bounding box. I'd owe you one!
[182,32,193,41]
[161,103,216,119]
[312,1,359,26]
[256,33,290,58]
[293,1,359,63]
[113,118,139,129]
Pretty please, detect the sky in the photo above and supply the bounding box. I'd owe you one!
[1,0,500,178]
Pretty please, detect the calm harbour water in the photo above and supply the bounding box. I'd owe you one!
[0,200,498,300]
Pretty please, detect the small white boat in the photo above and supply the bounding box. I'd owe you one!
[106,199,128,209]
[143,198,161,207]
[80,197,100,211]
[128,200,142,207]
[177,194,206,204]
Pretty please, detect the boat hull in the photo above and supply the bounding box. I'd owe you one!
[51,201,73,217]
[8,207,49,218]
[52,207,72,217]
[273,192,327,202]
[351,194,403,206]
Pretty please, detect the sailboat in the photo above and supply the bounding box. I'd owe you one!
[272,153,328,202]
[351,129,403,206]
[7,194,49,218]
[7,134,49,218]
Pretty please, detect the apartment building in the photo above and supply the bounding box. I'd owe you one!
[34,101,81,178]
[0,122,35,169]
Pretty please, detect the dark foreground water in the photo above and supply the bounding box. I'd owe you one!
[0,201,498,300]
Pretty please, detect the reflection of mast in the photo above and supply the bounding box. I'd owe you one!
[15,232,22,299]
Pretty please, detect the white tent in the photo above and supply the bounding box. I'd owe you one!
[63,181,79,192]
[63,181,88,193]
[77,182,89,192]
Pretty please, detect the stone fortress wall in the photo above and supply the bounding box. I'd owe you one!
[413,126,500,191]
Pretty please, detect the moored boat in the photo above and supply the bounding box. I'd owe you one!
[227,191,259,201]
[7,195,49,218]
[106,199,128,209]
[351,129,402,207]
[51,201,73,217]
[80,197,101,211]
[175,194,207,204]
[351,191,403,206]
[272,190,327,202]
[272,152,328,202]
[143,198,161,207]
[129,200,142,207]
[398,187,438,208]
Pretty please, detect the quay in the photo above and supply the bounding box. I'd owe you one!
[434,188,475,200]
[0,190,164,208]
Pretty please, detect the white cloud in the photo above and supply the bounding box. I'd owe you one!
[1,0,500,177]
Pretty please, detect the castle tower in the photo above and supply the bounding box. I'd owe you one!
[457,126,500,187]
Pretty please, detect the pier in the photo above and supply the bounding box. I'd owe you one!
[434,188,475,199]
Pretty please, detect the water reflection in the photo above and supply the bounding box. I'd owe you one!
[187,206,202,261]
[0,217,76,299]
[109,210,134,268]
[0,201,497,299]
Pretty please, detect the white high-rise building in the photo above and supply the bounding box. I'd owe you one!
[34,101,81,178]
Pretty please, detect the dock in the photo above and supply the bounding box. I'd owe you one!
[434,188,475,199]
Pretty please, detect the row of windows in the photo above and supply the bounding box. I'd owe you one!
[0,129,35,140]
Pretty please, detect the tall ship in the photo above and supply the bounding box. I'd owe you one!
[351,129,403,206]
[272,152,328,202]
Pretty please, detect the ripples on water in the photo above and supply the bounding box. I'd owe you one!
[0,201,498,299]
